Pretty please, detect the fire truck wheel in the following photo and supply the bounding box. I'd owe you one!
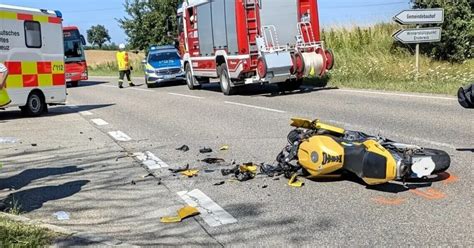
[218,64,236,96]
[21,91,45,117]
[185,63,201,90]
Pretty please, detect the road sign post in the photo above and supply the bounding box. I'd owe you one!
[393,9,444,76]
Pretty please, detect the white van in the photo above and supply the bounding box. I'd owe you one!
[0,4,66,116]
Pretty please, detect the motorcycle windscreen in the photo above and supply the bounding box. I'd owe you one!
[259,0,298,46]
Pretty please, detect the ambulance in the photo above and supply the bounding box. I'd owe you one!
[0,4,66,116]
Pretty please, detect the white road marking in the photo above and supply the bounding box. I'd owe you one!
[0,137,17,144]
[79,111,93,116]
[168,92,204,99]
[177,189,237,227]
[133,151,169,170]
[130,88,154,92]
[100,85,118,88]
[225,101,286,113]
[91,118,109,126]
[337,89,456,101]
[108,131,132,142]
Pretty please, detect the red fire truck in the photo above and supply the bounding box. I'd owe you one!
[177,0,334,95]
[63,26,88,87]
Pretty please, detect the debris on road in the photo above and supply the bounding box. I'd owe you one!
[214,181,225,186]
[181,169,199,177]
[131,180,137,185]
[31,143,37,147]
[199,147,213,153]
[219,145,229,151]
[176,145,190,152]
[288,174,304,188]
[221,163,258,182]
[160,205,200,223]
[169,164,190,173]
[53,211,70,221]
[201,158,225,164]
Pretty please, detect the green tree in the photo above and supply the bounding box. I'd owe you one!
[86,25,111,49]
[410,0,473,62]
[118,0,179,50]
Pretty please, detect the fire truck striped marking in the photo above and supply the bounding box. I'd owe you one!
[108,131,132,142]
[177,189,237,227]
[224,101,286,113]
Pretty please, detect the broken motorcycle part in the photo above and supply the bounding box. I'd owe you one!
[169,164,190,173]
[160,205,200,223]
[176,145,190,152]
[201,158,226,164]
[181,169,199,177]
[199,147,213,153]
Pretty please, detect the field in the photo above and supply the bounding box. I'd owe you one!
[86,23,473,95]
[85,50,145,76]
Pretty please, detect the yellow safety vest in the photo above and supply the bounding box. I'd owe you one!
[116,51,130,71]
[0,88,11,107]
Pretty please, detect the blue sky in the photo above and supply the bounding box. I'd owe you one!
[2,0,411,44]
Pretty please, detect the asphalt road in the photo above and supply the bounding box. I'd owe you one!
[4,77,474,246]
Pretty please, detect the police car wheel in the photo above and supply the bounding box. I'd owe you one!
[23,92,45,117]
[185,63,201,90]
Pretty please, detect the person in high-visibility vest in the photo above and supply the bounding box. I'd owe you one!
[116,43,135,88]
[0,62,11,108]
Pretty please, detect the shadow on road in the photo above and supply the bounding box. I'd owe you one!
[2,180,89,213]
[0,103,115,121]
[0,166,83,191]
[197,82,338,97]
[456,148,474,153]
[67,81,109,88]
[146,80,186,88]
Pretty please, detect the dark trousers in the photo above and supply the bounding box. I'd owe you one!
[118,70,132,86]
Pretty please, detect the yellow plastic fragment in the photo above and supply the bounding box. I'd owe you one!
[219,145,229,151]
[240,163,258,174]
[181,169,199,177]
[288,174,304,188]
[160,205,200,223]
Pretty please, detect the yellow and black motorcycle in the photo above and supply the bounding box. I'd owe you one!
[263,118,451,185]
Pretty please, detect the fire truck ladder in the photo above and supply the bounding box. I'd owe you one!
[296,22,323,49]
[245,0,259,68]
[261,25,286,52]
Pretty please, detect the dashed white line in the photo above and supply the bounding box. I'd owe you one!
[224,101,286,113]
[337,89,456,101]
[177,189,237,227]
[91,118,109,126]
[108,131,132,142]
[79,111,93,116]
[133,151,169,170]
[168,92,204,99]
[130,88,154,92]
[100,85,118,89]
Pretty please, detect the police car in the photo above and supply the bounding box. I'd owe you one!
[144,45,184,88]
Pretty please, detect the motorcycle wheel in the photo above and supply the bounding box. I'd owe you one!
[413,148,451,174]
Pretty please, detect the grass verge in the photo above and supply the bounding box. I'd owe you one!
[0,216,60,247]
[319,23,473,95]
